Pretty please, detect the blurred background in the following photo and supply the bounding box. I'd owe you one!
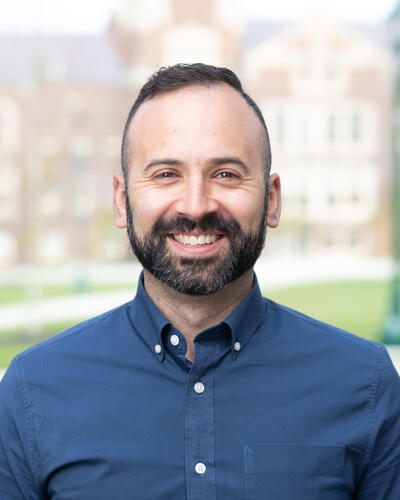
[1,0,400,373]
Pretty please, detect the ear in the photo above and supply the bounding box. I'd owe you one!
[113,173,127,229]
[266,173,281,228]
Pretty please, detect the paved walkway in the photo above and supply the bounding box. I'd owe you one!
[0,289,138,330]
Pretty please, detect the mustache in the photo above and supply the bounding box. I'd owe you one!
[152,212,242,236]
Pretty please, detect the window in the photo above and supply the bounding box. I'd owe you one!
[0,231,16,263]
[301,115,308,144]
[326,65,337,80]
[352,114,361,141]
[327,115,336,142]
[0,98,19,152]
[276,114,285,143]
[351,229,361,248]
[69,137,93,170]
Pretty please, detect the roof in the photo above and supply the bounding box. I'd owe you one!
[0,34,126,86]
[244,21,389,51]
[244,22,291,49]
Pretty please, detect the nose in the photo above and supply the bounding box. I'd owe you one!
[175,176,218,219]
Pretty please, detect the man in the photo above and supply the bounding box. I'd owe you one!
[0,63,399,499]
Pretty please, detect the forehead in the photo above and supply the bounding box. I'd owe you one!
[125,84,266,170]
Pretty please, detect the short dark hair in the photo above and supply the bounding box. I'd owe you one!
[121,63,271,184]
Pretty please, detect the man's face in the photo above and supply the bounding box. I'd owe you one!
[115,84,280,295]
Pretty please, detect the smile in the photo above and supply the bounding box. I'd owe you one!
[170,233,222,246]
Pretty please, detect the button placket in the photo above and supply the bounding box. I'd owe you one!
[184,343,217,499]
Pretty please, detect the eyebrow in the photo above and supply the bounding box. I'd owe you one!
[142,156,250,175]
[142,158,183,174]
[208,156,250,174]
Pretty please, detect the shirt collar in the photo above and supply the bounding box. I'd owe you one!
[127,272,171,362]
[222,273,266,360]
[127,271,266,362]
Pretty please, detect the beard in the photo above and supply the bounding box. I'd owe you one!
[125,196,267,296]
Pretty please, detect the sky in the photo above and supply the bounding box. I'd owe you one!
[0,0,399,35]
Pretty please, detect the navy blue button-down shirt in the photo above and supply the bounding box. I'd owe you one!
[1,273,400,499]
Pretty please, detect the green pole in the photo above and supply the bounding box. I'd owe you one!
[383,3,400,344]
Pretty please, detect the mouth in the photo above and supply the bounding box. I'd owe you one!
[169,233,223,246]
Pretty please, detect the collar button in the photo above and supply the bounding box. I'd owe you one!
[170,334,180,346]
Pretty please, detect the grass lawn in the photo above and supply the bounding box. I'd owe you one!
[0,343,36,369]
[0,283,136,305]
[0,320,85,368]
[0,280,390,370]
[265,280,389,343]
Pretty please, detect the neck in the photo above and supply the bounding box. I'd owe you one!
[142,269,254,361]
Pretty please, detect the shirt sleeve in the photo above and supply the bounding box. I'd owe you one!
[0,358,42,499]
[356,345,400,499]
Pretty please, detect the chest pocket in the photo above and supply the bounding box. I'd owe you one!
[244,443,345,500]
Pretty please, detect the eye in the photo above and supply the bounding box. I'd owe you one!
[152,170,181,184]
[156,171,177,178]
[215,170,241,181]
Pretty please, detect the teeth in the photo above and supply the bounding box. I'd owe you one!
[172,234,219,246]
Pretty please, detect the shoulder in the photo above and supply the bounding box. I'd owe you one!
[259,298,400,415]
[262,297,385,365]
[8,300,134,372]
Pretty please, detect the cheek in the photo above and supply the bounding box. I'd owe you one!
[130,190,173,232]
[223,193,265,230]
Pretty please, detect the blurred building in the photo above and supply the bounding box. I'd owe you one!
[0,34,132,264]
[243,21,391,256]
[109,0,241,85]
[0,0,393,265]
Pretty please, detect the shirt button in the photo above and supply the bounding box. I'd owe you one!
[194,382,205,394]
[170,334,180,346]
[195,462,206,474]
[234,341,241,351]
[154,344,162,354]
